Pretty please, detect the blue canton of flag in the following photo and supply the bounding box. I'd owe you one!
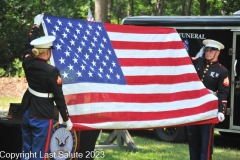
[42,15,126,85]
[183,39,189,53]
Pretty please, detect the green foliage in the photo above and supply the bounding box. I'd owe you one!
[12,58,25,77]
[164,1,185,15]
[0,58,25,78]
[0,58,24,77]
[1,0,240,77]
[222,0,240,15]
[0,0,93,77]
[0,68,5,77]
[205,0,223,15]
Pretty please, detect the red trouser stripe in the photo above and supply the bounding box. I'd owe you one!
[44,119,53,160]
[207,124,214,160]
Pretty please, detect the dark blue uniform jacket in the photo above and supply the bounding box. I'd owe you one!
[192,57,230,114]
[21,25,69,122]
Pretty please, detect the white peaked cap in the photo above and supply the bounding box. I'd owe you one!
[30,36,56,49]
[203,39,224,50]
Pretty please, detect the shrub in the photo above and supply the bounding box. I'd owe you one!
[0,58,25,78]
[0,68,5,77]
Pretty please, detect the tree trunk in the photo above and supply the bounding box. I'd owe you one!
[116,0,121,24]
[95,0,108,22]
[200,0,207,15]
[155,0,164,15]
[127,0,134,16]
[187,0,193,15]
[130,0,134,16]
[181,0,186,15]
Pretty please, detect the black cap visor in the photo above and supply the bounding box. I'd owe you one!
[204,47,219,51]
[37,46,55,50]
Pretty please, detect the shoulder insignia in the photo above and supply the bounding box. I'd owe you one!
[223,77,229,87]
[57,76,62,84]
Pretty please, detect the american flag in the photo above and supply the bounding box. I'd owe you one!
[183,39,189,53]
[42,14,219,130]
[87,7,94,22]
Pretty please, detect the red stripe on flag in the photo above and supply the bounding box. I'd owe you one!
[152,118,219,130]
[118,57,192,66]
[125,73,200,85]
[181,118,219,127]
[65,88,209,105]
[104,23,176,34]
[72,118,219,131]
[70,100,217,123]
[111,41,185,50]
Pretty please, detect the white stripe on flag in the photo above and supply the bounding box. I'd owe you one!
[63,81,206,94]
[121,65,196,76]
[115,49,189,58]
[68,94,217,115]
[108,32,182,42]
[73,111,218,129]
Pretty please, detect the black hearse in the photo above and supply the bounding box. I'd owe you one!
[122,13,240,142]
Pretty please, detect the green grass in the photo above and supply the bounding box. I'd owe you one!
[0,97,21,116]
[0,97,21,107]
[95,131,240,160]
[96,131,188,160]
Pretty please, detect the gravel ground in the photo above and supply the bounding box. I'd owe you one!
[0,78,27,98]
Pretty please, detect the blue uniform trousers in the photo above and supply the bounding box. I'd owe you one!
[187,124,214,160]
[21,110,53,160]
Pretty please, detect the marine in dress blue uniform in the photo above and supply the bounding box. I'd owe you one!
[187,39,230,160]
[21,14,73,160]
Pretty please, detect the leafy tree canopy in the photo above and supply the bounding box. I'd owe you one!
[0,0,239,77]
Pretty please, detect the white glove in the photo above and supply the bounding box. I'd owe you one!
[217,112,225,122]
[34,14,44,26]
[65,119,73,131]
